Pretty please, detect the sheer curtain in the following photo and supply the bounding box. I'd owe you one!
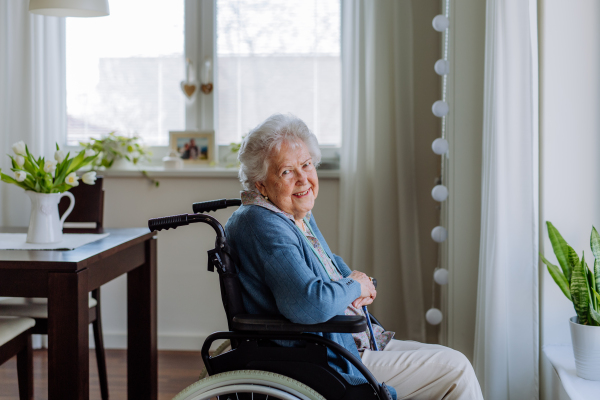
[473,0,539,399]
[339,0,425,340]
[0,1,66,227]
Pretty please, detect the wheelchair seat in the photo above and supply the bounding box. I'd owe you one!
[149,199,394,400]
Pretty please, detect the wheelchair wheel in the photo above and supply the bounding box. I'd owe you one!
[173,369,326,400]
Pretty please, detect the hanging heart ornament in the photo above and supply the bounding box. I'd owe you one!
[180,80,198,100]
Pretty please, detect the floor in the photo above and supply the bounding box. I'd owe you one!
[0,349,204,400]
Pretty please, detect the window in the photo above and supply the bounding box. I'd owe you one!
[66,0,341,149]
[216,0,341,145]
[66,0,185,146]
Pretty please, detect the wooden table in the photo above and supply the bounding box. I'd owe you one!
[0,228,157,400]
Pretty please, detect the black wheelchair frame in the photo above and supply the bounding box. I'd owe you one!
[148,199,393,400]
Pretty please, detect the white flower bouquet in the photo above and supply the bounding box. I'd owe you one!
[0,141,98,193]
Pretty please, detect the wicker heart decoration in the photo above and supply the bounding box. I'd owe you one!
[180,81,198,100]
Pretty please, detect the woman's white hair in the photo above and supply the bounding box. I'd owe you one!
[238,113,321,191]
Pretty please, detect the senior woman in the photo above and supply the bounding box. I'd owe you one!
[225,113,483,400]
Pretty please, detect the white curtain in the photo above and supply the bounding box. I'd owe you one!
[473,1,539,399]
[0,1,66,227]
[339,0,425,341]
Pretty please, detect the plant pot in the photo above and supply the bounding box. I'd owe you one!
[569,316,600,380]
[25,191,75,244]
[111,158,134,169]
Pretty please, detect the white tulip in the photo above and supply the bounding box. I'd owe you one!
[14,170,26,182]
[15,155,25,168]
[44,160,58,175]
[55,149,66,163]
[12,141,26,156]
[84,149,96,158]
[65,172,79,186]
[82,171,97,185]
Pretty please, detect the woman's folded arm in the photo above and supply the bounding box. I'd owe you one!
[263,247,361,324]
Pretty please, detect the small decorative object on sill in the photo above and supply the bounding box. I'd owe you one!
[169,130,216,165]
[162,150,184,169]
[180,58,198,101]
[542,222,600,380]
[0,142,98,244]
[200,58,213,95]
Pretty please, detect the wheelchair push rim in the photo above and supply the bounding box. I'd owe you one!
[172,370,326,400]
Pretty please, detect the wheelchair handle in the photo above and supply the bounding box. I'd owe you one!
[148,212,226,237]
[193,198,241,214]
[148,213,190,231]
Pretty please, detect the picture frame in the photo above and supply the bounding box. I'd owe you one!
[169,130,215,165]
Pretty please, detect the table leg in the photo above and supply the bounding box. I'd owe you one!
[128,237,157,399]
[48,269,89,400]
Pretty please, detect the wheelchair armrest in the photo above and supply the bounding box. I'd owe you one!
[232,314,367,333]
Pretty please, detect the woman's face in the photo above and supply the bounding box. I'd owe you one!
[256,140,319,223]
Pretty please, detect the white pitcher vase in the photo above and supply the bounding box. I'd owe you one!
[26,191,75,244]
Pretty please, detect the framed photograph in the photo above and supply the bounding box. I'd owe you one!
[169,130,215,164]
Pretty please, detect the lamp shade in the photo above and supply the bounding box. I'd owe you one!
[29,0,109,17]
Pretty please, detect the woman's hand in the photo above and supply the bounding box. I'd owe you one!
[348,270,376,308]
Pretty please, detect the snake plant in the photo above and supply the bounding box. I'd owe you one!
[542,222,600,326]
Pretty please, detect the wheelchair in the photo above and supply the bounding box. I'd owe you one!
[149,199,394,400]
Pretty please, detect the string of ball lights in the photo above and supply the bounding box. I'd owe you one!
[426,0,450,327]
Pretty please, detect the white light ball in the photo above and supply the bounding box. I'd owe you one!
[434,59,450,75]
[432,100,449,117]
[431,226,448,243]
[434,268,449,285]
[431,185,448,202]
[432,138,449,155]
[432,15,450,32]
[426,308,443,325]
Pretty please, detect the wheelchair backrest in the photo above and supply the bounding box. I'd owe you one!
[148,199,247,330]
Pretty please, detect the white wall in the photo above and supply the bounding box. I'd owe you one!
[100,173,340,349]
[539,0,600,348]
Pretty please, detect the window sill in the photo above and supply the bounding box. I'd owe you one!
[99,166,340,179]
[542,345,599,400]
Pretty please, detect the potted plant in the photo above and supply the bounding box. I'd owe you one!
[0,141,98,244]
[542,221,600,380]
[80,133,159,187]
[80,132,151,170]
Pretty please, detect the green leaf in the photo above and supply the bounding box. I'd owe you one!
[591,226,600,261]
[571,255,590,325]
[595,259,600,295]
[65,150,85,175]
[541,253,571,300]
[567,246,579,284]
[593,287,600,306]
[547,222,573,283]
[589,302,600,326]
[53,158,73,188]
[0,172,30,191]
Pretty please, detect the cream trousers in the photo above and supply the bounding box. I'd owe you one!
[361,339,484,400]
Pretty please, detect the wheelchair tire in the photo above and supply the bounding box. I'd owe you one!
[172,369,326,400]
